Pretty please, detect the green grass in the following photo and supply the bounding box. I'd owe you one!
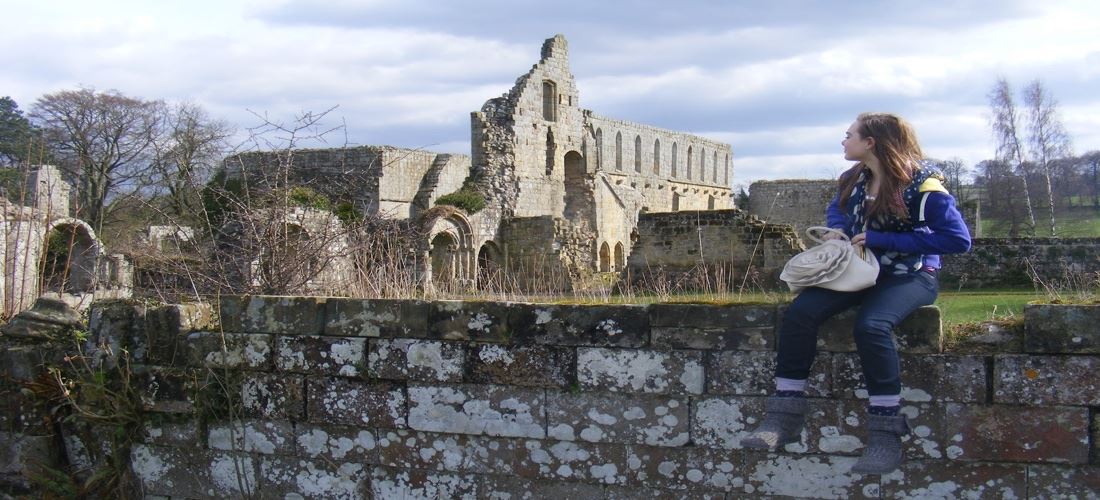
[935,289,1040,328]
[980,206,1100,237]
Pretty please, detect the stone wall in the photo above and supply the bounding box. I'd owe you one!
[4,297,1096,498]
[623,209,803,291]
[498,216,596,292]
[748,179,835,245]
[939,237,1100,288]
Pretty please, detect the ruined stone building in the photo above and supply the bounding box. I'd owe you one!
[230,35,737,291]
[0,165,131,316]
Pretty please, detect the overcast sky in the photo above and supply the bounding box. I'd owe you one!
[4,0,1099,188]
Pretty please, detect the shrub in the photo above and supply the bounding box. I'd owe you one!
[435,188,485,214]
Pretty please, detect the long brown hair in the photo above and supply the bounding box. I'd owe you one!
[837,112,924,219]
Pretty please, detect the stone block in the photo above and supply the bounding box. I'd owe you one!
[258,456,369,498]
[620,443,743,492]
[741,454,878,498]
[407,383,544,439]
[241,373,305,420]
[830,400,949,461]
[376,429,517,475]
[832,354,986,403]
[185,332,273,370]
[546,391,689,447]
[368,466,478,499]
[691,396,763,450]
[307,378,406,428]
[1026,464,1100,498]
[143,419,201,448]
[515,439,629,486]
[707,350,829,397]
[219,296,325,335]
[324,298,429,337]
[577,347,702,395]
[295,424,377,464]
[0,432,52,489]
[208,419,295,455]
[369,338,465,383]
[994,354,1100,405]
[468,343,574,388]
[880,461,1026,498]
[276,335,367,377]
[511,303,649,348]
[131,444,258,498]
[788,304,941,353]
[143,302,217,365]
[649,303,774,350]
[1024,303,1100,353]
[133,366,193,413]
[429,300,515,342]
[943,403,1089,464]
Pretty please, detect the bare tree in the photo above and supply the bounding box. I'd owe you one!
[1080,150,1100,209]
[988,77,1035,236]
[149,102,233,224]
[31,88,164,233]
[933,157,971,202]
[1023,79,1073,236]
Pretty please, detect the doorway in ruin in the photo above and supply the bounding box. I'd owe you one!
[614,242,625,272]
[430,232,459,291]
[41,222,98,293]
[599,242,611,272]
[477,241,504,290]
[562,150,593,224]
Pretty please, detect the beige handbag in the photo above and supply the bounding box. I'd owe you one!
[780,226,879,293]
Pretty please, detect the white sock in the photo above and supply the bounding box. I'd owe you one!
[776,377,807,392]
[869,394,901,407]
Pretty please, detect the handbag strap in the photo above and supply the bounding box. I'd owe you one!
[805,226,849,245]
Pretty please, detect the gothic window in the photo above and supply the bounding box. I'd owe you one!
[546,129,555,176]
[595,128,603,169]
[653,139,661,175]
[725,154,730,184]
[634,135,642,173]
[713,151,719,182]
[686,146,693,180]
[615,132,623,171]
[700,147,706,181]
[542,81,557,121]
[671,143,678,178]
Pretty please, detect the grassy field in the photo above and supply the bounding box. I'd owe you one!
[934,289,1040,328]
[979,206,1100,237]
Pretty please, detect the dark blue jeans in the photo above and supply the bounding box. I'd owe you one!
[775,271,939,396]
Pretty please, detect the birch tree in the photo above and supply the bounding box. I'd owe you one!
[1023,79,1073,236]
[988,77,1035,236]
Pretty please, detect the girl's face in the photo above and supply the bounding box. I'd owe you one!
[842,121,875,162]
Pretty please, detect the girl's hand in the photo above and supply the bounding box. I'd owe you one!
[851,232,867,246]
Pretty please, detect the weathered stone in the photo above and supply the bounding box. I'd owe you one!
[295,424,377,464]
[143,419,201,448]
[468,343,574,388]
[324,298,429,337]
[185,332,273,370]
[276,335,367,377]
[131,444,258,498]
[368,466,477,499]
[1026,464,1100,498]
[241,373,305,420]
[649,304,774,350]
[1,297,82,339]
[407,383,544,439]
[620,443,743,492]
[307,378,406,428]
[577,347,702,395]
[86,300,147,366]
[1024,303,1100,353]
[707,350,829,397]
[832,399,948,461]
[691,396,763,451]
[259,456,369,498]
[133,366,193,413]
[143,302,218,365]
[219,295,325,335]
[546,391,689,447]
[880,461,1027,498]
[369,338,465,383]
[208,419,295,455]
[741,454,878,499]
[429,300,514,342]
[943,403,1089,464]
[949,320,1024,353]
[832,354,986,403]
[994,354,1100,405]
[0,432,53,489]
[789,304,941,353]
[376,429,516,475]
[511,303,649,348]
[0,343,66,386]
[515,439,629,486]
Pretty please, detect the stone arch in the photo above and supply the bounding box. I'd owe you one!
[423,209,476,291]
[708,195,716,210]
[613,242,625,272]
[477,240,503,289]
[41,219,101,293]
[671,143,678,178]
[546,128,556,176]
[725,154,730,184]
[542,80,557,121]
[599,242,611,272]
[563,150,589,222]
[615,132,622,171]
[672,192,682,212]
[634,135,642,173]
[653,138,661,175]
[713,151,719,183]
[686,146,693,180]
[595,128,603,169]
[700,147,706,181]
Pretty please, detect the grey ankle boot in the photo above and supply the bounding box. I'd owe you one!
[742,396,809,450]
[850,414,909,474]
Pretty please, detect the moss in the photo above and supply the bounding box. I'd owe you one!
[436,187,486,214]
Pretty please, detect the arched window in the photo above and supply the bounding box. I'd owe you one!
[546,129,555,176]
[542,81,557,121]
[595,128,603,169]
[653,139,661,175]
[615,132,622,171]
[686,146,693,180]
[671,143,678,178]
[613,242,625,272]
[599,242,611,272]
[713,151,719,182]
[725,154,730,184]
[634,135,642,173]
[700,147,706,181]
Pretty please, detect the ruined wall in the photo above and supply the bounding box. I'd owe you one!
[4,297,1093,498]
[939,237,1100,287]
[748,179,835,243]
[498,216,595,292]
[623,209,803,291]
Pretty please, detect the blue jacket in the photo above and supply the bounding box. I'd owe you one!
[825,162,971,275]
